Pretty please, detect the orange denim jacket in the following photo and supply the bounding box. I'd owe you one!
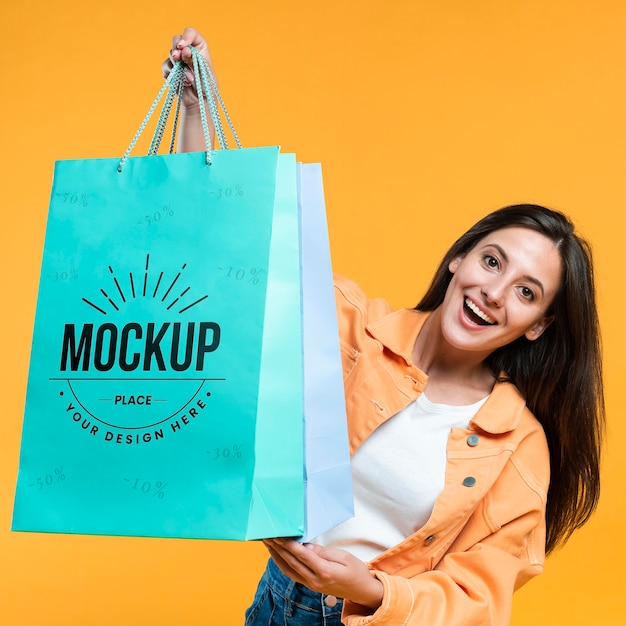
[334,276,549,626]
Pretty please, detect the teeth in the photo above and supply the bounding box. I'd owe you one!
[465,298,496,325]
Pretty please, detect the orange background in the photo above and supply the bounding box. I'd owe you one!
[1,1,624,624]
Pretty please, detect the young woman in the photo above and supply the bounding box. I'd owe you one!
[164,27,605,626]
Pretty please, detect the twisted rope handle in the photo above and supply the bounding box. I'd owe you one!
[117,46,240,172]
[148,71,181,156]
[191,48,221,163]
[167,75,185,154]
[192,47,242,150]
[117,62,184,171]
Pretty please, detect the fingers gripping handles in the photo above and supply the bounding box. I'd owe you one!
[118,46,241,172]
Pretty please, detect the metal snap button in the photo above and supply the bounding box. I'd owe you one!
[467,434,480,447]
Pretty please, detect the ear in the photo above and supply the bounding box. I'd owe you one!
[525,315,555,341]
[448,256,464,274]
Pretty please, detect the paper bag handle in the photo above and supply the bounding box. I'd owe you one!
[117,46,241,172]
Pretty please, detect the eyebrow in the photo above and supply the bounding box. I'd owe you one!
[483,243,546,296]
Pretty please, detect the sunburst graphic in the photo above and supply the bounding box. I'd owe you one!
[81,253,208,315]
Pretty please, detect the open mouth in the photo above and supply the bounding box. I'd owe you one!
[464,298,496,326]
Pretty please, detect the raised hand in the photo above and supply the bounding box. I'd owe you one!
[162,27,216,152]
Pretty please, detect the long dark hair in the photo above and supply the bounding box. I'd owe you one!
[417,204,604,554]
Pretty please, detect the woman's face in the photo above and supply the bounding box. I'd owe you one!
[440,226,563,355]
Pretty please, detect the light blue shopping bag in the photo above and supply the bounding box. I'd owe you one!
[298,163,354,540]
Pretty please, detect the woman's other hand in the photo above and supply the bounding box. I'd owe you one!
[264,538,384,611]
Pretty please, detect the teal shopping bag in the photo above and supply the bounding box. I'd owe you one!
[11,146,308,539]
[12,52,309,539]
[244,152,305,538]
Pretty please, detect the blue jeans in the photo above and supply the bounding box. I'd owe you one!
[244,558,344,626]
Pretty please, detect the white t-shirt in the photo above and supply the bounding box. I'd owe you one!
[313,393,488,562]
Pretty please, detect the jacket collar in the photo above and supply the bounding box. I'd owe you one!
[469,380,527,434]
[366,308,527,434]
[367,308,428,368]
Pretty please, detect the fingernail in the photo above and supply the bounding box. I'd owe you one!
[177,39,186,48]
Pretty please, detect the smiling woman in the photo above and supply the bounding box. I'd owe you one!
[416,205,604,555]
[165,27,605,626]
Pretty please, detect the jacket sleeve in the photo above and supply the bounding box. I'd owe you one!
[344,540,543,625]
[342,419,550,625]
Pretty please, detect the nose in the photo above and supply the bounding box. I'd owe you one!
[481,280,505,307]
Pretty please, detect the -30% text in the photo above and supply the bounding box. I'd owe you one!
[207,445,243,461]
[208,184,244,199]
[47,267,78,282]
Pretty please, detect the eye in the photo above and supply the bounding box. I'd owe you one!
[518,286,536,301]
[482,254,499,269]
